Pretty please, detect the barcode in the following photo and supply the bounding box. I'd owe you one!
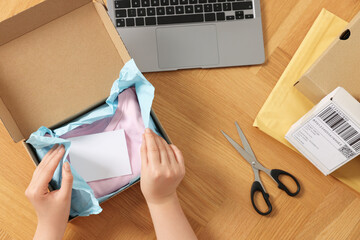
[319,106,360,152]
[339,146,356,158]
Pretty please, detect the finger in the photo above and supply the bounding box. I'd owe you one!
[160,138,177,165]
[145,128,161,165]
[170,145,184,166]
[140,134,148,172]
[38,145,65,186]
[170,145,185,177]
[45,145,66,173]
[59,162,73,198]
[37,144,59,168]
[30,144,60,187]
[155,135,170,166]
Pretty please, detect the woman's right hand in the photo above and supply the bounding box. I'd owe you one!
[139,129,197,240]
[140,128,185,205]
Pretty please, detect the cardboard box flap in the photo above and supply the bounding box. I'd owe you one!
[0,0,92,46]
[295,12,360,103]
[0,97,24,142]
[93,1,131,64]
[0,1,131,142]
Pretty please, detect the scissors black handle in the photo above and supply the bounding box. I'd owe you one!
[250,181,272,216]
[270,169,300,196]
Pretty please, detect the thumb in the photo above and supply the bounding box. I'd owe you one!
[60,162,73,197]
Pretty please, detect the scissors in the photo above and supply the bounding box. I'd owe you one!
[221,122,300,215]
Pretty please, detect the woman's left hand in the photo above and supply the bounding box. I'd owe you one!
[25,144,73,240]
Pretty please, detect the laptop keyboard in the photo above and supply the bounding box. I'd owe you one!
[114,0,255,27]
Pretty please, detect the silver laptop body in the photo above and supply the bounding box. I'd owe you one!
[107,0,264,72]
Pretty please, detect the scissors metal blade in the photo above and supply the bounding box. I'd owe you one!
[221,130,256,166]
[235,122,256,159]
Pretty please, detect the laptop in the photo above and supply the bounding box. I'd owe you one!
[107,0,265,72]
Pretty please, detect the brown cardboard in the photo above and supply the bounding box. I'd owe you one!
[0,97,24,142]
[295,11,360,103]
[0,0,91,46]
[0,0,131,142]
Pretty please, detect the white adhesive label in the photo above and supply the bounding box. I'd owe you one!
[292,104,360,171]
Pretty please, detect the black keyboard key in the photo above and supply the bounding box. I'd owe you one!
[189,0,197,4]
[151,0,160,5]
[166,6,175,14]
[138,8,146,16]
[132,0,141,7]
[205,13,215,21]
[115,0,131,8]
[218,0,226,2]
[136,17,145,26]
[116,9,127,17]
[170,0,179,4]
[147,8,156,15]
[194,4,203,12]
[185,5,194,13]
[223,3,231,11]
[232,1,252,10]
[116,18,125,27]
[157,7,165,15]
[142,0,151,6]
[145,17,156,25]
[204,4,212,12]
[175,6,184,14]
[126,18,135,26]
[157,14,204,24]
[208,0,216,3]
[216,12,225,20]
[245,14,253,19]
[199,0,207,3]
[226,15,234,20]
[227,0,235,1]
[214,3,222,11]
[235,10,243,18]
[180,0,188,4]
[161,0,170,5]
[128,9,137,17]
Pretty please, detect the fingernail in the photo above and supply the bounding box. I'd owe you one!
[57,144,63,151]
[52,144,59,149]
[145,128,151,133]
[64,162,70,172]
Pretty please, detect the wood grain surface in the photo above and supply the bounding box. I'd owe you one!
[1,0,360,239]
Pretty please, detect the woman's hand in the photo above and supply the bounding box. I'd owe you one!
[140,128,185,205]
[140,129,197,240]
[25,144,73,240]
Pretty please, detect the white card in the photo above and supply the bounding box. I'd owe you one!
[68,129,132,182]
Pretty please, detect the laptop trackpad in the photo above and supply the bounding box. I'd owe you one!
[156,25,219,69]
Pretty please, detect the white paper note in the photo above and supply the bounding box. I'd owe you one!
[68,129,132,182]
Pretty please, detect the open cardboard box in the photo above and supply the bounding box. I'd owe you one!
[0,0,170,218]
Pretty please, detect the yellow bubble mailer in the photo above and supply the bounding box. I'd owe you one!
[254,9,360,193]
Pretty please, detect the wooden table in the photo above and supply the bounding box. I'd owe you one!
[1,0,360,239]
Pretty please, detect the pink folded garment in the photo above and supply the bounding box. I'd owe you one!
[60,87,144,198]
